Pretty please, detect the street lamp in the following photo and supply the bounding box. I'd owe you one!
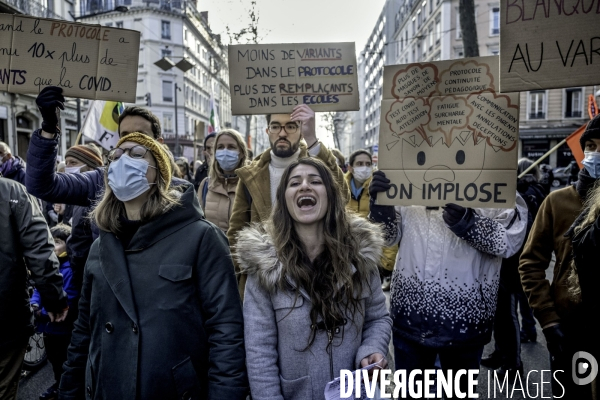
[154,56,195,157]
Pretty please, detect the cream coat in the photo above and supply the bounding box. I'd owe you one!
[198,176,238,233]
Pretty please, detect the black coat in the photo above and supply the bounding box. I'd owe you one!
[572,216,600,311]
[500,177,547,290]
[0,178,67,347]
[59,186,248,400]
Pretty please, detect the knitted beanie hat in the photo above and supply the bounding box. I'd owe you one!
[580,114,600,150]
[65,144,103,168]
[116,132,172,188]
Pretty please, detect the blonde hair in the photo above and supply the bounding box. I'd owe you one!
[208,129,248,182]
[567,182,600,301]
[91,151,181,234]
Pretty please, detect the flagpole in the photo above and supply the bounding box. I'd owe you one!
[518,139,566,178]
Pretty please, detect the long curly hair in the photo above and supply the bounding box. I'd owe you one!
[568,183,600,301]
[264,157,372,346]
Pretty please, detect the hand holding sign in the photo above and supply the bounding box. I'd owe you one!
[290,104,316,146]
[36,86,64,134]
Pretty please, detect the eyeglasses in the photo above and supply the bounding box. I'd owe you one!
[268,122,300,135]
[107,145,150,162]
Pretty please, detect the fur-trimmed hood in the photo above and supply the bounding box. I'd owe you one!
[233,214,385,291]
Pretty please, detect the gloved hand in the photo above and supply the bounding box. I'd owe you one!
[369,170,391,198]
[442,203,468,227]
[543,324,567,361]
[36,86,65,134]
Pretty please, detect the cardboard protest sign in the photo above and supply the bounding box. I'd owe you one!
[378,56,519,208]
[0,14,139,102]
[228,43,359,114]
[499,0,600,92]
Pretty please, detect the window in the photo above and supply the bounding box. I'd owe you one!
[417,9,422,28]
[161,20,171,39]
[184,29,188,41]
[163,113,173,132]
[115,21,123,29]
[429,0,433,14]
[162,81,173,102]
[428,25,434,49]
[490,7,500,35]
[105,22,113,27]
[565,88,583,118]
[456,12,461,39]
[435,16,441,43]
[529,91,546,119]
[161,49,171,58]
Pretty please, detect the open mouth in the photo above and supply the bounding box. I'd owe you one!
[297,195,317,210]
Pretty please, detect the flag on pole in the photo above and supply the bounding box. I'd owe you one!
[208,95,220,134]
[81,101,125,150]
[566,124,587,169]
[589,94,598,119]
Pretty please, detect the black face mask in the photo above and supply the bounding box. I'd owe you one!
[576,167,597,200]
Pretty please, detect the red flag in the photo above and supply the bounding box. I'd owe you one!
[589,94,599,119]
[566,124,587,169]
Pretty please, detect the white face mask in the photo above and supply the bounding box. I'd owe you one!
[582,151,600,179]
[65,165,83,174]
[353,166,372,182]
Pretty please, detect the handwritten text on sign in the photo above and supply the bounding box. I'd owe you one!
[228,43,359,114]
[499,0,600,92]
[378,56,519,208]
[0,14,140,102]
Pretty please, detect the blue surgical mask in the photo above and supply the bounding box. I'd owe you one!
[582,151,600,179]
[108,155,156,202]
[215,149,240,171]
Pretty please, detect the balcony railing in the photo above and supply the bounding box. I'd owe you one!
[529,112,546,119]
[565,111,582,118]
[2,0,61,19]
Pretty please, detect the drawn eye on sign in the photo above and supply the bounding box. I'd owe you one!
[378,56,520,208]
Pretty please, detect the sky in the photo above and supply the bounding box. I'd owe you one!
[203,0,388,148]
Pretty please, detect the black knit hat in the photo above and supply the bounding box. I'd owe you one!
[580,114,600,150]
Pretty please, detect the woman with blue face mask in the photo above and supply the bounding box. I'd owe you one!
[59,132,249,400]
[197,129,248,233]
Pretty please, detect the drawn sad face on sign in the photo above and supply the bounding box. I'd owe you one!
[400,131,487,189]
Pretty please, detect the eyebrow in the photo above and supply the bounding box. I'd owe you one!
[289,174,322,179]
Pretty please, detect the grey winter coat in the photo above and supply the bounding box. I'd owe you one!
[235,216,392,400]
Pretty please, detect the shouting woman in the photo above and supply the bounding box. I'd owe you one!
[235,157,391,400]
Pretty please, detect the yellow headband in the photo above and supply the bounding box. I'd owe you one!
[116,132,172,188]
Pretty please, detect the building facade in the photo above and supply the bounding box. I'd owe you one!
[77,0,231,163]
[520,87,600,168]
[0,0,77,160]
[353,0,600,168]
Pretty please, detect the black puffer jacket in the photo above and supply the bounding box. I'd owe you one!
[0,177,67,347]
[59,185,248,400]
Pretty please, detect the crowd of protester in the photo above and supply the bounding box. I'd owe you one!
[1,84,600,400]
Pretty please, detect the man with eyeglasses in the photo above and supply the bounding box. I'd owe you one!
[227,104,349,298]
